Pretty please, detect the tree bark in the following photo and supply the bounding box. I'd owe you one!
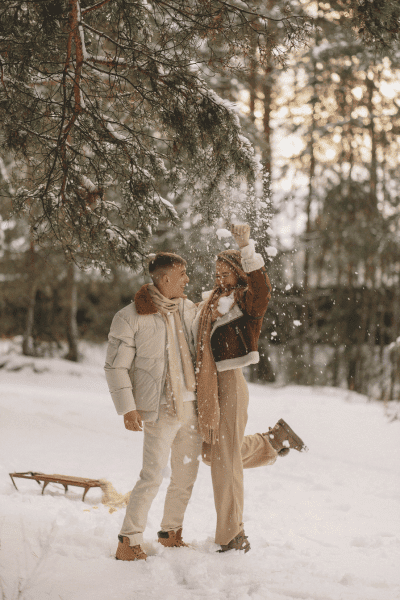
[22,227,38,356]
[300,43,318,383]
[249,31,257,123]
[65,262,79,361]
[366,75,378,213]
[22,282,38,356]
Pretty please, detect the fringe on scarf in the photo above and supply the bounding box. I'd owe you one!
[99,479,131,514]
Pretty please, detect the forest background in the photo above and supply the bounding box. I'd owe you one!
[1,0,399,402]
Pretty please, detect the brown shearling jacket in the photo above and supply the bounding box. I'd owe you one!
[193,243,272,372]
[209,267,271,371]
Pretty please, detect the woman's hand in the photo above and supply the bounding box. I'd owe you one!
[231,224,250,249]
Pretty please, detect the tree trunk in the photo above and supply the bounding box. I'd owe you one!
[390,295,400,400]
[249,31,257,123]
[304,58,317,295]
[262,61,272,175]
[366,76,378,212]
[22,282,38,356]
[299,43,318,384]
[22,227,38,356]
[65,262,79,362]
[352,288,369,392]
[253,51,275,384]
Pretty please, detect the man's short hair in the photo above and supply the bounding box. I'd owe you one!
[148,252,186,280]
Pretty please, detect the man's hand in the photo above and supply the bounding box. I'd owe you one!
[123,410,143,431]
[231,223,250,249]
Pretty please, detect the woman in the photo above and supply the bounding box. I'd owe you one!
[194,224,307,553]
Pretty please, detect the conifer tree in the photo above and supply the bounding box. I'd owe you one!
[0,0,313,272]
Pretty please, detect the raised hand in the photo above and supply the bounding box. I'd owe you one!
[231,224,250,249]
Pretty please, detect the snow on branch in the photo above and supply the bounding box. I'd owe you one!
[159,196,178,218]
[0,157,10,183]
[0,0,315,271]
[86,54,128,67]
[81,0,114,16]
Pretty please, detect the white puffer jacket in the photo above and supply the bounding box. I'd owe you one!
[104,284,197,421]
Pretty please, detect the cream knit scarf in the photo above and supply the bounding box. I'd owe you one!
[148,284,196,422]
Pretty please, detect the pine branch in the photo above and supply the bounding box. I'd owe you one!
[81,0,114,16]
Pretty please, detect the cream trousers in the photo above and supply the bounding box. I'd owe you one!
[203,369,278,546]
[120,402,202,546]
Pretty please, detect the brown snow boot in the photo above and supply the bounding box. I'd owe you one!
[218,530,250,554]
[115,535,147,561]
[264,419,308,456]
[157,528,188,548]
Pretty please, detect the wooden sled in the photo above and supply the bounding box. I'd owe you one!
[9,471,102,502]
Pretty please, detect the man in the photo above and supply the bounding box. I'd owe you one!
[104,252,202,561]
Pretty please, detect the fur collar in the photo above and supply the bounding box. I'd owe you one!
[134,284,158,316]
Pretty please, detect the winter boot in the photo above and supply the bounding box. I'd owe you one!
[115,535,147,561]
[218,530,250,554]
[157,528,188,548]
[264,419,308,456]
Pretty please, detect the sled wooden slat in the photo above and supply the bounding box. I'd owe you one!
[9,471,102,502]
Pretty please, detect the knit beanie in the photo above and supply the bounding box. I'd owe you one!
[217,249,247,284]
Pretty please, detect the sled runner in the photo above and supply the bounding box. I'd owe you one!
[9,471,102,501]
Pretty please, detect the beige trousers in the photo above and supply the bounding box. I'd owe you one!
[203,369,277,546]
[120,402,202,546]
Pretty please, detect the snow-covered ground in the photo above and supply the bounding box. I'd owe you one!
[1,349,400,600]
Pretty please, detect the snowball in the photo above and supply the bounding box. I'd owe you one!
[218,294,234,315]
[216,228,232,240]
[293,320,302,327]
[265,246,278,257]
